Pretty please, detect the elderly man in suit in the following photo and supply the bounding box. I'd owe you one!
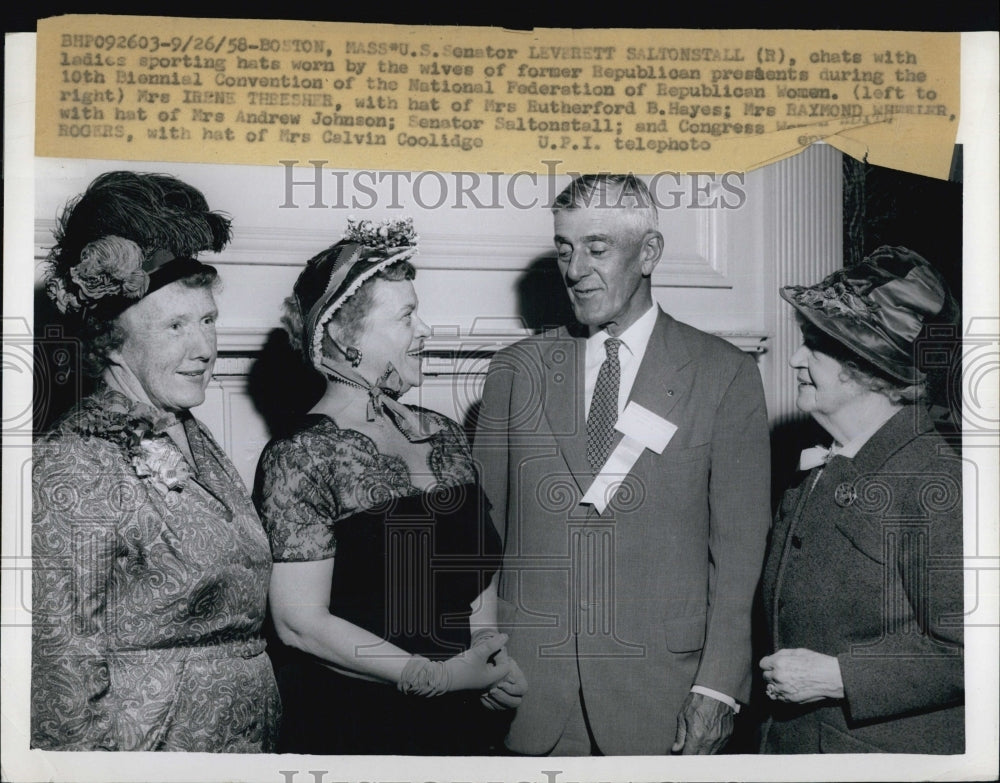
[473,174,771,755]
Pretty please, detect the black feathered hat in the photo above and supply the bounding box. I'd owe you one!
[44,171,232,318]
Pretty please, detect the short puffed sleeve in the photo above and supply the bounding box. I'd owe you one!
[255,430,341,562]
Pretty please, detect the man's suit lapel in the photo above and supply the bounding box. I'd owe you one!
[540,330,592,494]
[624,310,692,433]
[540,311,692,496]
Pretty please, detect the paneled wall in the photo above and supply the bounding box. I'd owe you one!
[34,146,842,486]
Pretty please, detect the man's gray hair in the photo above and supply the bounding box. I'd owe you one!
[552,174,659,235]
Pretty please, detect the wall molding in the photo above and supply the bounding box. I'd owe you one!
[35,207,734,288]
[215,330,768,376]
[764,144,843,424]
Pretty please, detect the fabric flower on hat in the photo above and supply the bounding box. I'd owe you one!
[66,236,148,305]
[343,216,418,253]
[45,276,81,315]
[792,276,881,320]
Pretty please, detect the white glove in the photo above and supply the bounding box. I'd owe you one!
[398,634,511,696]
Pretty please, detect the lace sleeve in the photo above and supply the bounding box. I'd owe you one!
[423,410,477,486]
[255,434,340,562]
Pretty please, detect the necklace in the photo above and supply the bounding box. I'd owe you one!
[319,358,438,442]
[327,373,368,393]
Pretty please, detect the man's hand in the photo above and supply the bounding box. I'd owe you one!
[440,633,512,692]
[481,656,528,710]
[470,629,528,709]
[759,648,844,704]
[670,691,734,754]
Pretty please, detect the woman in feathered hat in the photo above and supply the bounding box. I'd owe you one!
[759,247,964,754]
[255,217,527,755]
[32,171,280,752]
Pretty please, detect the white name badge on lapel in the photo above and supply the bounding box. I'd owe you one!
[581,402,678,513]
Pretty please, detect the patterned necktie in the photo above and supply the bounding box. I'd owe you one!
[587,338,622,472]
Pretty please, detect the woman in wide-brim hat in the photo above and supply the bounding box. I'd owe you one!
[758,246,964,754]
[255,217,527,755]
[32,171,280,752]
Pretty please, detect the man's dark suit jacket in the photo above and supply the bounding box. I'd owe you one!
[474,308,771,754]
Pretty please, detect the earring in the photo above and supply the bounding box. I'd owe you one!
[345,346,362,367]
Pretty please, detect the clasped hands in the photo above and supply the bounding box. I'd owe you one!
[759,648,844,704]
[397,630,527,709]
[469,629,528,710]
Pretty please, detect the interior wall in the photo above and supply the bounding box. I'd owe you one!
[34,147,842,488]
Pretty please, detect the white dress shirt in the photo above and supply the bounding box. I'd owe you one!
[584,304,659,420]
[582,304,739,713]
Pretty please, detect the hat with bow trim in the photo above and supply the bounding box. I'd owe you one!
[780,246,959,383]
[290,217,418,369]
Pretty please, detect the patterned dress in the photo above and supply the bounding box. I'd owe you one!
[255,409,503,755]
[31,387,280,752]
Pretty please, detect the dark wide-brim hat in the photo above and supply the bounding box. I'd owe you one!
[780,246,958,383]
[45,171,230,319]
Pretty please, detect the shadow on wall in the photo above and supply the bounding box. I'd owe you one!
[246,328,325,441]
[514,253,577,334]
[460,253,578,438]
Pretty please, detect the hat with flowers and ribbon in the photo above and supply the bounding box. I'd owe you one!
[44,171,231,319]
[291,216,418,369]
[780,246,959,383]
[288,216,436,442]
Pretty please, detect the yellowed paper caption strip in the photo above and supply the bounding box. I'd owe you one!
[38,17,959,177]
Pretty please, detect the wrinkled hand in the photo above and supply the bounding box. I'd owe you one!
[670,691,734,755]
[759,648,844,704]
[481,653,527,710]
[441,633,511,692]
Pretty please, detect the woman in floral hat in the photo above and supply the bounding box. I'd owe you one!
[759,246,963,753]
[32,171,280,752]
[255,217,527,755]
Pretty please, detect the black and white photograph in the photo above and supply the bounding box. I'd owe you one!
[3,10,998,783]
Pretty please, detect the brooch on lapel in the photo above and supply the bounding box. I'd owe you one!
[75,394,191,497]
[834,482,857,508]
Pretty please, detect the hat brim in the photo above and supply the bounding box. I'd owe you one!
[145,257,217,298]
[780,287,922,383]
[308,246,417,367]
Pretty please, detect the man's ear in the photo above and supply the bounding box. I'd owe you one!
[640,230,664,276]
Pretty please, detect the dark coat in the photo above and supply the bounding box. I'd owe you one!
[475,309,772,755]
[761,406,964,754]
